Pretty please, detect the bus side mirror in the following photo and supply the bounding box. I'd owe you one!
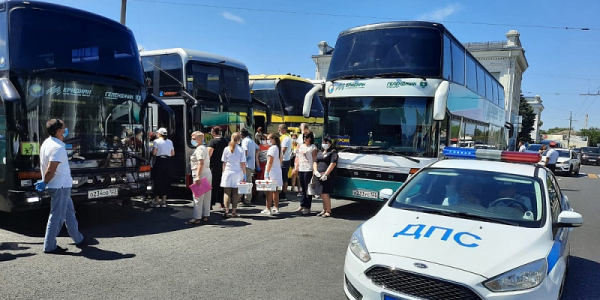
[433,81,449,121]
[303,84,322,118]
[192,103,202,125]
[0,79,21,132]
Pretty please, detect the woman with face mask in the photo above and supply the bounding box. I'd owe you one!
[220,132,246,218]
[186,131,211,225]
[313,135,338,217]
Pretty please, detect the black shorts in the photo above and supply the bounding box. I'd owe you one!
[281,160,291,180]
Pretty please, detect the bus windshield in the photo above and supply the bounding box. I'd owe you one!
[17,78,144,170]
[250,79,324,117]
[327,97,437,157]
[327,27,442,81]
[187,62,251,103]
[9,6,143,85]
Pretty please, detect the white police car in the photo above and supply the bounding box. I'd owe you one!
[344,147,583,300]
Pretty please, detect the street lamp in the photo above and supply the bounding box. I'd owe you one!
[120,0,127,25]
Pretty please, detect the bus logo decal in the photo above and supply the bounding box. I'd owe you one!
[328,85,335,94]
[46,85,62,96]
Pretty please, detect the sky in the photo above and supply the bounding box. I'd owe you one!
[38,0,600,131]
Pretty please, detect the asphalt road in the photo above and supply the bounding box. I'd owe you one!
[1,165,599,300]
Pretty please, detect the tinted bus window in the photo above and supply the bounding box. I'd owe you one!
[466,56,477,92]
[451,41,464,85]
[443,35,452,80]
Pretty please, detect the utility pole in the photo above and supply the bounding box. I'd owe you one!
[567,111,572,149]
[120,0,127,25]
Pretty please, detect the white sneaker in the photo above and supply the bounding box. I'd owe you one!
[271,208,279,214]
[302,208,310,215]
[260,209,271,215]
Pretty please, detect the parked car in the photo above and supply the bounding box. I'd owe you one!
[541,149,581,176]
[580,147,600,165]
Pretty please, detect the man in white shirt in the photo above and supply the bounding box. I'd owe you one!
[545,142,559,174]
[36,119,85,254]
[518,141,526,152]
[279,124,292,199]
[240,128,259,204]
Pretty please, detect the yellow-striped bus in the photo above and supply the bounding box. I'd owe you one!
[250,75,324,140]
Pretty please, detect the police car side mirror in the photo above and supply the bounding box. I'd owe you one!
[556,211,583,228]
[379,188,394,201]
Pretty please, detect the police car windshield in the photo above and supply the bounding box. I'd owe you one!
[389,168,545,228]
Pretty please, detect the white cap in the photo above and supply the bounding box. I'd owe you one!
[157,128,167,135]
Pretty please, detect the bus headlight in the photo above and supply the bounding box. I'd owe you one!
[21,180,32,187]
[349,226,371,262]
[484,259,547,292]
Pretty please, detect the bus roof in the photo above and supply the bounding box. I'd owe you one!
[139,48,247,71]
[8,1,130,31]
[338,21,446,37]
[249,74,313,83]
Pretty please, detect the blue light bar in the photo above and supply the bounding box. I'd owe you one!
[442,147,476,159]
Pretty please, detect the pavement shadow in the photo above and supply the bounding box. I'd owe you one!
[330,200,384,221]
[0,241,41,262]
[51,246,136,261]
[561,256,600,299]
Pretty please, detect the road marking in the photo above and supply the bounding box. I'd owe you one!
[588,174,598,179]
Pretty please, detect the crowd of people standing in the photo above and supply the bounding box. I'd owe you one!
[174,123,339,225]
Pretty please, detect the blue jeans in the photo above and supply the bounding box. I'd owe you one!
[44,188,84,252]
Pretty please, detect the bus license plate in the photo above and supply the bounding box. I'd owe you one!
[88,188,119,199]
[352,189,378,199]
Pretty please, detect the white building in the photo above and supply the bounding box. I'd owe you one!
[525,95,544,142]
[464,30,529,150]
[311,41,333,80]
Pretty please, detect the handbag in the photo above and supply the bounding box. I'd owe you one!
[307,175,323,196]
[189,177,212,197]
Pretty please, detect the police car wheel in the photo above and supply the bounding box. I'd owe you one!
[488,197,529,211]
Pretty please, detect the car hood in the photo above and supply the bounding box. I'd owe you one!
[362,206,551,278]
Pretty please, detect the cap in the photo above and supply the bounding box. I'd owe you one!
[157,128,167,135]
[549,141,557,147]
[323,135,332,143]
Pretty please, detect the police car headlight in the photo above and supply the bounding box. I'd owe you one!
[484,259,547,292]
[349,226,371,262]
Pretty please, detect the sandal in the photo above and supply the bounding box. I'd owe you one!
[223,213,231,219]
[231,213,238,218]
[202,217,209,222]
[316,211,325,217]
[185,219,202,225]
[322,212,331,218]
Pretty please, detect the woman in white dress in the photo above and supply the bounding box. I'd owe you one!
[261,133,283,215]
[220,132,246,218]
[186,131,212,225]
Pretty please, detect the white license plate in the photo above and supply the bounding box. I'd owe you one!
[589,159,596,162]
[352,189,378,199]
[88,188,119,199]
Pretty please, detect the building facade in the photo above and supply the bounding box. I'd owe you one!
[525,95,544,142]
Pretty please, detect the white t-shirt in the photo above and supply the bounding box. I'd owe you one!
[546,148,559,164]
[519,145,526,152]
[153,138,174,156]
[241,136,258,170]
[297,144,317,172]
[40,137,72,188]
[190,145,211,180]
[281,134,292,161]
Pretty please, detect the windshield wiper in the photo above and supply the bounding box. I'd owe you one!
[374,71,426,81]
[330,74,372,82]
[33,68,143,86]
[424,210,519,226]
[339,146,420,163]
[377,149,420,163]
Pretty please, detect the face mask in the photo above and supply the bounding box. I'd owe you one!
[261,140,267,145]
[267,140,272,146]
[63,127,69,138]
[191,140,198,147]
[322,143,330,150]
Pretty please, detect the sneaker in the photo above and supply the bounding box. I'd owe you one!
[161,204,167,208]
[44,245,68,254]
[293,187,299,193]
[297,192,304,197]
[271,208,279,214]
[302,208,310,215]
[260,209,271,215]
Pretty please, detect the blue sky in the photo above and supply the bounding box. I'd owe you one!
[41,0,600,131]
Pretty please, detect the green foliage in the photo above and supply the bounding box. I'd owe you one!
[541,127,569,135]
[517,95,536,143]
[579,127,600,146]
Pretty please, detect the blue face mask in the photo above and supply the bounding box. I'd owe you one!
[63,127,69,138]
[191,140,198,147]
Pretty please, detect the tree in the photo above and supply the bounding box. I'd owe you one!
[517,94,536,143]
[579,127,600,147]
[541,127,569,135]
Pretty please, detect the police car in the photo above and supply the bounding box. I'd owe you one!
[344,147,583,300]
